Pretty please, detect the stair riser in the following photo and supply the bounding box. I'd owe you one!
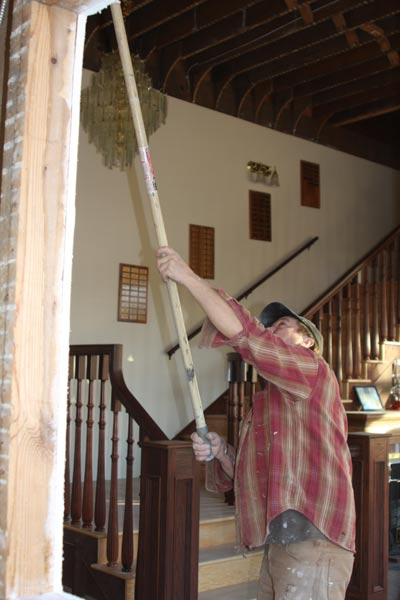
[198,553,263,593]
[200,519,236,548]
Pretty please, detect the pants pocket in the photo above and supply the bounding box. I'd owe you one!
[326,556,354,599]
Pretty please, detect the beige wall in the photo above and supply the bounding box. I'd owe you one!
[71,74,400,441]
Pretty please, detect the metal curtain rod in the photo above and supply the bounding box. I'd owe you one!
[167,236,319,358]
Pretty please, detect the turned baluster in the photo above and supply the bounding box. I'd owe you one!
[313,308,322,335]
[326,300,333,367]
[238,367,246,436]
[380,249,388,343]
[345,283,353,380]
[95,353,109,532]
[397,236,400,338]
[394,237,400,339]
[246,363,257,409]
[362,264,371,360]
[107,397,120,567]
[64,355,74,523]
[335,290,343,390]
[121,416,135,572]
[82,354,97,529]
[353,275,362,379]
[371,257,380,359]
[312,308,323,357]
[388,242,396,341]
[226,353,244,506]
[227,352,245,450]
[71,354,86,525]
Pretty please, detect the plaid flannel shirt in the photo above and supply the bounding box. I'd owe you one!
[202,291,356,552]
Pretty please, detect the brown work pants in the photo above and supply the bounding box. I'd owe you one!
[257,539,354,600]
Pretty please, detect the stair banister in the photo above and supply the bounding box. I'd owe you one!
[302,224,400,317]
[301,225,400,391]
[64,344,200,600]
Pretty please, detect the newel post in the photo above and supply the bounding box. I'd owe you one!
[135,440,200,600]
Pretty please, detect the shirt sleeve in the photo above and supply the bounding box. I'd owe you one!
[205,444,236,493]
[199,290,319,400]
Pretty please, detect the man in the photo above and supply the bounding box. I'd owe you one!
[157,246,356,600]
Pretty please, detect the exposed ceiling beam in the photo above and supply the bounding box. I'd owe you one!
[270,25,400,92]
[311,63,400,106]
[212,0,400,81]
[230,14,400,91]
[331,96,400,125]
[313,79,400,119]
[188,0,368,78]
[81,0,400,167]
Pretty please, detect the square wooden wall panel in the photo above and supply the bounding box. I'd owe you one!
[301,160,320,208]
[249,190,271,241]
[118,263,149,323]
[189,224,215,279]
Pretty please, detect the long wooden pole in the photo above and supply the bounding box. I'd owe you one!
[110,2,211,446]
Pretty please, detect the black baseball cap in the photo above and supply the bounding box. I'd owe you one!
[259,301,323,353]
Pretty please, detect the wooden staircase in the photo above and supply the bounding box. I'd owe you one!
[64,477,263,600]
[198,490,262,599]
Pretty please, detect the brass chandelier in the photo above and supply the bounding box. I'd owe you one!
[81,51,167,170]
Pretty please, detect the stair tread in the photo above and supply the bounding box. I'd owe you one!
[200,490,236,521]
[91,561,135,579]
[199,542,263,564]
[198,579,258,599]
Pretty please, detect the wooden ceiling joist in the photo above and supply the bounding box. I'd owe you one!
[312,66,400,108]
[332,96,400,126]
[313,80,400,119]
[272,27,400,92]
[82,0,400,167]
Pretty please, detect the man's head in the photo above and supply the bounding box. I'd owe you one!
[259,302,323,354]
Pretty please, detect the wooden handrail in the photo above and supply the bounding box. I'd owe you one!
[166,236,319,358]
[302,224,400,317]
[70,344,168,441]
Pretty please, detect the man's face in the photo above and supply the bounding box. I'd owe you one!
[268,316,312,349]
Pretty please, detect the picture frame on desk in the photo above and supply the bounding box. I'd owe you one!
[354,385,384,411]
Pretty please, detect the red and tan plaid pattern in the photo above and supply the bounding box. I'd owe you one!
[202,292,356,552]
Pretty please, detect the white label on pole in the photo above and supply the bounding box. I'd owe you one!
[139,146,157,195]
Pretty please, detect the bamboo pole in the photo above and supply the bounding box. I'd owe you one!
[110,2,211,448]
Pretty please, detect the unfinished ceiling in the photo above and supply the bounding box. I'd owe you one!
[83,0,400,169]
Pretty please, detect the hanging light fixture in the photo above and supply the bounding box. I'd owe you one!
[81,51,167,170]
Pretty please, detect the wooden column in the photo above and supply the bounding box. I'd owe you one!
[346,432,390,600]
[135,440,200,600]
[2,0,109,596]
